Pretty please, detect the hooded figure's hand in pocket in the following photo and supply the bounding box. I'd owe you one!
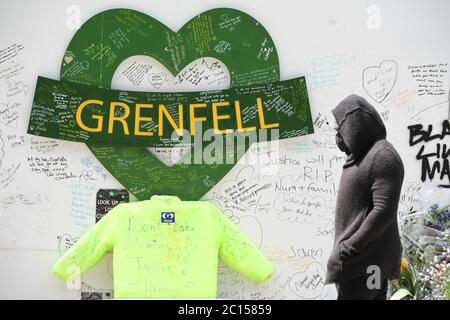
[338,241,359,260]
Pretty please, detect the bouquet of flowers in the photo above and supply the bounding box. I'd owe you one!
[391,186,450,300]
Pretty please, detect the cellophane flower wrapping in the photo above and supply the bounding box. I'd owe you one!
[395,186,449,300]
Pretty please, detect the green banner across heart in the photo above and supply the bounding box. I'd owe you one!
[43,8,312,200]
[28,76,312,147]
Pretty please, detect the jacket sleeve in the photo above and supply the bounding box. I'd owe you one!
[210,204,274,283]
[52,204,120,280]
[340,148,404,258]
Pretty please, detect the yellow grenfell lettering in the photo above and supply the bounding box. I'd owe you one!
[76,99,104,132]
[212,102,232,134]
[135,104,153,136]
[189,103,207,136]
[158,104,184,136]
[257,97,279,129]
[108,102,131,135]
[234,100,256,132]
[75,97,280,137]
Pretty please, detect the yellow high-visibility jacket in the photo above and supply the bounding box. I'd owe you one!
[52,195,274,298]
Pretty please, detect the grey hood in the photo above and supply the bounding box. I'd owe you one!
[332,95,386,166]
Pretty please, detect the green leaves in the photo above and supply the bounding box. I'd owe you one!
[390,288,412,300]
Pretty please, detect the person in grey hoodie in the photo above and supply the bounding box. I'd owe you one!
[325,95,404,300]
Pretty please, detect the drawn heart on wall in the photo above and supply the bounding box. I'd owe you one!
[61,8,279,200]
[63,54,74,65]
[362,59,398,103]
[57,233,80,256]
[288,262,325,299]
[148,73,167,89]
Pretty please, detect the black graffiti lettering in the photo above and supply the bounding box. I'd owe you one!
[408,120,450,146]
[416,144,438,159]
[421,157,450,183]
[421,157,441,182]
[408,124,440,146]
[416,143,450,160]
[445,119,450,135]
[442,160,450,181]
[409,120,450,186]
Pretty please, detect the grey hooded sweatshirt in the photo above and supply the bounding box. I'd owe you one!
[325,95,404,284]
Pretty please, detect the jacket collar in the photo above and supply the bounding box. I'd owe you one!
[150,195,181,202]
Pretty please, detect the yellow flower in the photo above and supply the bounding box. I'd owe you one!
[400,258,409,273]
